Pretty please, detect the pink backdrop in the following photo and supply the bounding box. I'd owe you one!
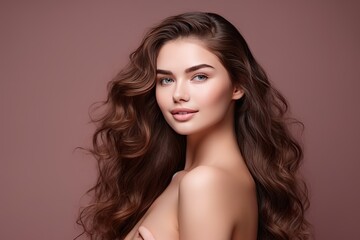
[1,1,359,239]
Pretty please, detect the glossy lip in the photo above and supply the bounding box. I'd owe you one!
[170,108,198,122]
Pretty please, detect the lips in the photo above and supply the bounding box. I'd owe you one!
[170,108,198,121]
[171,108,197,114]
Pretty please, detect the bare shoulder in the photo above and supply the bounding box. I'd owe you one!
[179,165,256,201]
[178,166,257,239]
[179,166,231,209]
[180,166,228,192]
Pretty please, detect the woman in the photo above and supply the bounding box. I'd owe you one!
[77,12,310,240]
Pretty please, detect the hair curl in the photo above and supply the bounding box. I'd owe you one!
[76,12,310,240]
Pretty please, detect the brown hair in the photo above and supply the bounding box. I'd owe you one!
[77,12,310,240]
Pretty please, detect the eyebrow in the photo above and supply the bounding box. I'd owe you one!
[156,64,214,75]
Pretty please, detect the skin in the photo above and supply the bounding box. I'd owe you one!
[124,37,258,240]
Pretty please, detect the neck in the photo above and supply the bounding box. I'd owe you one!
[184,112,242,171]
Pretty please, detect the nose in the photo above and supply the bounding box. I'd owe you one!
[173,80,189,103]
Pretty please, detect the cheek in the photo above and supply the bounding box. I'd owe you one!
[155,87,168,112]
[195,85,233,109]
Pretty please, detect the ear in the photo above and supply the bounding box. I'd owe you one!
[232,86,244,100]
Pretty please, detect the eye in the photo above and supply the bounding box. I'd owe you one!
[192,74,208,82]
[158,77,174,85]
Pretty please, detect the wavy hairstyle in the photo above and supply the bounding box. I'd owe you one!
[76,12,310,240]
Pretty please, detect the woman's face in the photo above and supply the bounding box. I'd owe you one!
[155,37,243,136]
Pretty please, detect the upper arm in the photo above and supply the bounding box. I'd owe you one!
[178,167,238,240]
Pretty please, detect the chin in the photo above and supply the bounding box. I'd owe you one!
[172,128,194,136]
[168,124,194,135]
[170,124,209,136]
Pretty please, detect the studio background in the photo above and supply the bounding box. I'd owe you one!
[1,0,359,239]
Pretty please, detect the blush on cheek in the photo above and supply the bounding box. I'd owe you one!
[155,92,169,118]
[197,85,232,106]
[155,90,164,108]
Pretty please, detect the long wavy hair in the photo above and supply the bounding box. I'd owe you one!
[76,12,310,240]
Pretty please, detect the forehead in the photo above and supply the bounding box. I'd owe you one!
[156,37,222,71]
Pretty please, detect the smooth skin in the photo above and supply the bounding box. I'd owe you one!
[124,37,258,240]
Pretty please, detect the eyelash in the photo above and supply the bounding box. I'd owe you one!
[157,74,209,86]
[158,77,174,85]
[192,74,208,81]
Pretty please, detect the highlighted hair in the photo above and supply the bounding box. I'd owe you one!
[77,12,310,240]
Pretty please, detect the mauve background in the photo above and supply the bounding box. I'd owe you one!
[1,0,359,239]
